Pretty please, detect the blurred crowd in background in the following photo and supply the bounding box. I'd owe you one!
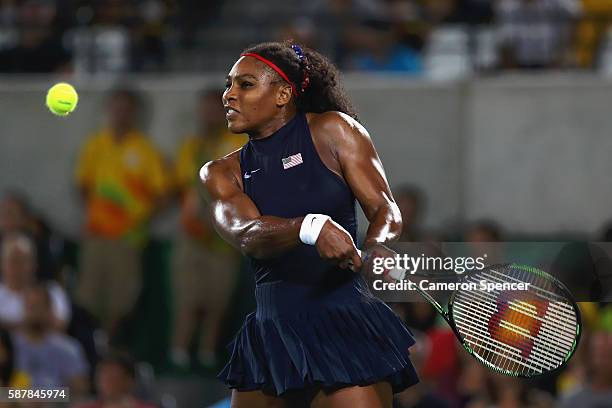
[0,84,609,407]
[3,0,612,76]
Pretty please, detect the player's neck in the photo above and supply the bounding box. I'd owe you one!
[249,109,297,140]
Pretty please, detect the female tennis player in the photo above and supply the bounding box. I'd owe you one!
[201,42,418,407]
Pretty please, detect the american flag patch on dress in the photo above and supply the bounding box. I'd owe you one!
[282,153,303,169]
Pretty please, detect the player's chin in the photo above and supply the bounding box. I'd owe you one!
[226,117,247,134]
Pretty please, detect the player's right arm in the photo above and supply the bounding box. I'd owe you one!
[200,153,359,267]
[200,155,301,259]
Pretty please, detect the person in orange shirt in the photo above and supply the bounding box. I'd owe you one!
[171,91,246,369]
[74,87,170,336]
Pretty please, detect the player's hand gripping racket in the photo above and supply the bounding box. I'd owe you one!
[357,246,582,378]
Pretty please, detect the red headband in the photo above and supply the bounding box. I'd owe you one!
[241,52,298,96]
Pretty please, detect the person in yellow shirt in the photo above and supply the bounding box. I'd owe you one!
[171,90,246,369]
[75,88,170,336]
[575,0,612,67]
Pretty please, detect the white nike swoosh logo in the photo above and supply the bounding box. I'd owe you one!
[244,169,261,179]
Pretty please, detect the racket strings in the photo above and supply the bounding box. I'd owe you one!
[453,299,562,374]
[451,265,579,377]
[460,291,574,356]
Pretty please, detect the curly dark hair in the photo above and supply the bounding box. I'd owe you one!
[242,41,359,121]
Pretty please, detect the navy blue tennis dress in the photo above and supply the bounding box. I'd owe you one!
[218,112,418,396]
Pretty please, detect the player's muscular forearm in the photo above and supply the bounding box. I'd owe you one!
[215,200,304,259]
[201,158,304,259]
[238,217,304,258]
[313,112,402,249]
[362,198,402,249]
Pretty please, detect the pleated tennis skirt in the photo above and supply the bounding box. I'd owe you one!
[218,275,419,396]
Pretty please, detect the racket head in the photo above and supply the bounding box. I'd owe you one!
[447,263,581,378]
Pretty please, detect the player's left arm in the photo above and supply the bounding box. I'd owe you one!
[321,112,402,249]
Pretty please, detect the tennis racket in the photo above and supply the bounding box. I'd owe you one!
[358,249,582,378]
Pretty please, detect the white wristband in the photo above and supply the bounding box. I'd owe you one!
[299,214,331,245]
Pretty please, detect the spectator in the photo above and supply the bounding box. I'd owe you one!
[452,0,494,24]
[0,191,31,235]
[464,220,504,264]
[68,0,135,74]
[574,0,612,68]
[393,331,450,407]
[0,0,19,31]
[76,352,155,408]
[74,87,171,336]
[495,0,582,69]
[13,285,89,396]
[421,0,459,23]
[0,0,71,73]
[551,242,611,302]
[601,220,612,242]
[388,0,428,54]
[464,220,502,242]
[0,233,71,331]
[132,0,171,71]
[0,190,62,281]
[483,374,554,408]
[175,0,223,48]
[170,90,245,369]
[456,353,489,407]
[394,185,425,241]
[400,302,458,402]
[0,327,30,388]
[348,26,424,73]
[421,0,493,24]
[306,0,391,67]
[277,17,319,50]
[458,356,554,407]
[320,2,425,73]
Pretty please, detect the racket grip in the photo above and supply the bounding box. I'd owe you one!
[357,249,406,281]
[388,267,407,281]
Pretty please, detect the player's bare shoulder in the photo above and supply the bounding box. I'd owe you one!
[307,111,369,146]
[307,111,371,154]
[199,148,243,196]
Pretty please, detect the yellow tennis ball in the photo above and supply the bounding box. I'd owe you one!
[46,83,78,116]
